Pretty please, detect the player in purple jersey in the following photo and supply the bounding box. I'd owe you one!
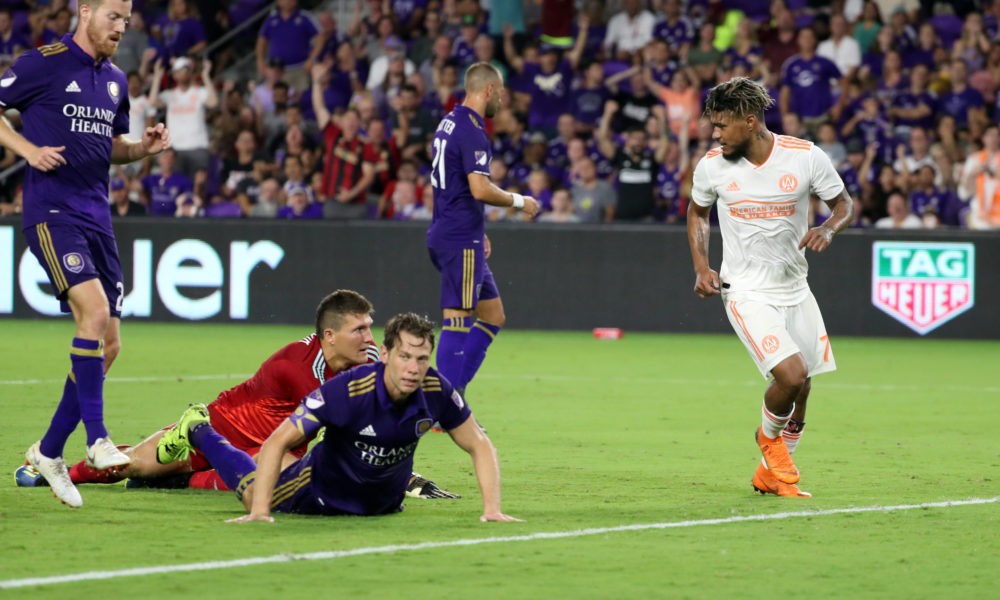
[0,0,171,509]
[426,63,540,399]
[165,313,521,522]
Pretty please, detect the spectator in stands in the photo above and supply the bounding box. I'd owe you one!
[959,125,1000,230]
[853,1,883,54]
[951,12,991,72]
[903,22,940,71]
[149,57,218,180]
[234,159,268,216]
[543,114,577,177]
[816,122,847,168]
[419,35,452,94]
[368,35,416,92]
[889,63,938,138]
[603,0,654,61]
[40,7,71,46]
[0,9,28,64]
[311,66,373,219]
[142,149,195,217]
[153,0,207,60]
[274,122,317,174]
[570,157,614,223]
[222,129,267,199]
[280,154,312,202]
[909,164,954,228]
[655,0,695,63]
[781,112,810,140]
[452,15,480,70]
[277,183,322,219]
[510,132,549,185]
[110,178,147,217]
[473,34,505,81]
[687,21,723,88]
[256,0,320,91]
[246,177,282,218]
[175,195,202,218]
[939,59,988,138]
[722,17,764,80]
[525,169,553,217]
[893,126,937,181]
[596,101,668,222]
[875,190,924,228]
[390,83,435,160]
[646,66,700,140]
[503,17,587,136]
[842,95,893,163]
[780,27,842,135]
[570,61,609,134]
[818,13,861,80]
[760,8,799,73]
[409,10,441,67]
[384,179,426,220]
[607,68,658,135]
[538,189,580,223]
[305,11,343,67]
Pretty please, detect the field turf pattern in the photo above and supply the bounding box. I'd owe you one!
[1,319,997,599]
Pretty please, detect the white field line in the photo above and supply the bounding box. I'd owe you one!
[1,372,998,394]
[1,497,996,590]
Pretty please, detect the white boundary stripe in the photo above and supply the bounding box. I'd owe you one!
[2,373,999,394]
[1,497,996,590]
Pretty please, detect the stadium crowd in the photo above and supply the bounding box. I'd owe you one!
[0,0,998,229]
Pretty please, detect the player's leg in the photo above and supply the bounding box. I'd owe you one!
[429,245,475,385]
[452,252,507,393]
[724,298,803,484]
[158,404,257,493]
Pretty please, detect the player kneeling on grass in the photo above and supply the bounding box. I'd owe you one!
[160,313,522,522]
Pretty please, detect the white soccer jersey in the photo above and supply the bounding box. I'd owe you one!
[692,135,845,305]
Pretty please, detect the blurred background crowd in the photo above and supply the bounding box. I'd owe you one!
[0,0,998,230]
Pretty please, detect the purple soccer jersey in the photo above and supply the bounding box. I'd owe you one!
[939,88,985,129]
[259,8,318,67]
[523,59,574,131]
[781,54,841,118]
[277,363,471,516]
[427,105,492,248]
[0,34,129,235]
[653,17,695,49]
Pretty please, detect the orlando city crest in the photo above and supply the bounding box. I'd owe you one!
[63,252,84,274]
[107,81,120,102]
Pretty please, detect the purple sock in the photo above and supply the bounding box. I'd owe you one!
[39,374,80,458]
[436,317,471,386]
[456,320,501,390]
[71,338,107,446]
[189,423,257,491]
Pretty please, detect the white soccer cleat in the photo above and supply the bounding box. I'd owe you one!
[85,437,131,470]
[26,442,83,508]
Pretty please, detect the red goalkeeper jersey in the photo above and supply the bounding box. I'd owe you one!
[208,334,377,448]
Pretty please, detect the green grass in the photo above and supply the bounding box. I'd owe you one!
[1,320,998,599]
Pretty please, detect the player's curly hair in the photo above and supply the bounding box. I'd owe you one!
[315,290,374,337]
[383,313,436,352]
[703,77,776,121]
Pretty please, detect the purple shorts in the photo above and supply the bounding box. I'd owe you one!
[427,245,499,310]
[23,222,124,317]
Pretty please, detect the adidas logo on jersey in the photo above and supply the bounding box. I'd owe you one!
[725,181,740,192]
[65,80,81,93]
[359,425,377,437]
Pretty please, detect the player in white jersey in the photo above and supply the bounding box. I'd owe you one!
[687,77,855,498]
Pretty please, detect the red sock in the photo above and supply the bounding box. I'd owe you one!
[68,445,132,484]
[188,469,230,491]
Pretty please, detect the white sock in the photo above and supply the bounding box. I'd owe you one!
[761,402,794,439]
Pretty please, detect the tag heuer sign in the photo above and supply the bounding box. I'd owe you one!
[871,242,975,335]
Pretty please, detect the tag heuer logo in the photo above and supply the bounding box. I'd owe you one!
[871,242,975,335]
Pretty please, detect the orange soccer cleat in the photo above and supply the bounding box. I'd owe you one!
[752,463,812,498]
[755,426,800,484]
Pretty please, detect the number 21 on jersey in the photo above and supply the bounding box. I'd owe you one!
[430,138,447,189]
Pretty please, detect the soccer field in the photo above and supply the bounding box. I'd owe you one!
[1,319,997,598]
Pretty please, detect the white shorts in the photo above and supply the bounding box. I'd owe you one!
[723,292,837,380]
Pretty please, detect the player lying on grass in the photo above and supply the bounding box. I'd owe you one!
[159,312,521,522]
[16,290,456,499]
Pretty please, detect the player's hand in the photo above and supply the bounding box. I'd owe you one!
[693,268,721,298]
[28,145,67,171]
[141,123,171,155]
[405,473,461,499]
[521,196,540,218]
[481,512,524,523]
[310,61,327,82]
[226,513,274,523]
[799,225,835,253]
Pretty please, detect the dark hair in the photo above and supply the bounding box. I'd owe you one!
[400,83,419,96]
[383,313,436,352]
[703,76,776,121]
[315,290,374,337]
